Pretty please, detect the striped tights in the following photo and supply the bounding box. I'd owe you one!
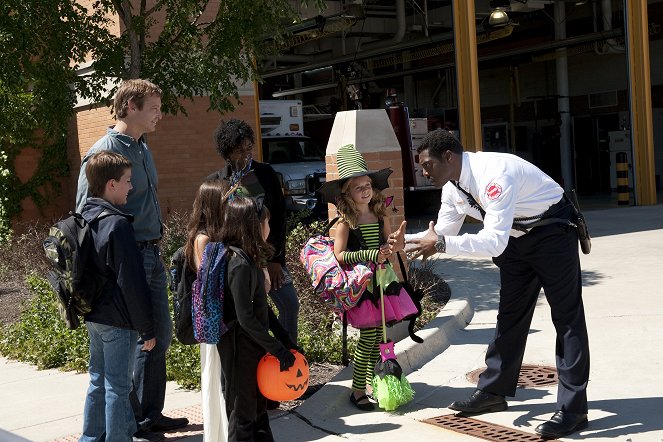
[352,326,382,391]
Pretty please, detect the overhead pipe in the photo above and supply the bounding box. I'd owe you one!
[267,28,624,99]
[359,0,406,51]
[595,0,625,54]
[555,2,574,190]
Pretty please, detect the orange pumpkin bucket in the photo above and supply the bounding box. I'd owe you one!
[257,349,309,401]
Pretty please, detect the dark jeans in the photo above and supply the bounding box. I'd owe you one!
[218,326,274,442]
[268,274,299,345]
[131,244,173,429]
[478,205,590,414]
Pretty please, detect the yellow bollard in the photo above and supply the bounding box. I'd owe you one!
[616,152,629,206]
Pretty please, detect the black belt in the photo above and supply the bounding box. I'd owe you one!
[137,238,160,246]
[512,196,574,233]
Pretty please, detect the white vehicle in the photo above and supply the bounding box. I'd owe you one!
[259,100,326,211]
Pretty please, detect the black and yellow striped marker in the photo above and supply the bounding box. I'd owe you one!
[616,152,629,206]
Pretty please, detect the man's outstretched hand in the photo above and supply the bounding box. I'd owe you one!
[403,221,438,261]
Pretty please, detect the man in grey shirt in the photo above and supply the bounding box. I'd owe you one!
[76,79,188,441]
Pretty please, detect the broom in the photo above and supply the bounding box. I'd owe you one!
[371,269,415,411]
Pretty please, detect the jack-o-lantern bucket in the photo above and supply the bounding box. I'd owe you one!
[257,349,309,401]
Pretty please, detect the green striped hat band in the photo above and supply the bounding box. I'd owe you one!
[337,144,369,178]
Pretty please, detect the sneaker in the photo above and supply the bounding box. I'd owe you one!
[133,429,165,442]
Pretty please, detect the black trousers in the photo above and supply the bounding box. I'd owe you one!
[477,204,590,414]
[218,326,274,442]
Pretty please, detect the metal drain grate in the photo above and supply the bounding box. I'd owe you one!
[467,364,558,387]
[423,414,560,442]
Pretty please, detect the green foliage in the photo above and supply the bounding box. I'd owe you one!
[0,150,12,244]
[160,210,190,264]
[0,275,89,371]
[166,287,201,390]
[0,0,108,230]
[298,318,357,363]
[165,340,201,390]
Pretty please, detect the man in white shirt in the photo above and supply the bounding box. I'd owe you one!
[402,129,590,439]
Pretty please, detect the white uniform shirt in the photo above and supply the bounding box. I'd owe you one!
[405,151,563,258]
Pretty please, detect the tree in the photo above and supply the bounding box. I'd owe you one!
[0,0,321,235]
[82,0,321,114]
[0,0,110,240]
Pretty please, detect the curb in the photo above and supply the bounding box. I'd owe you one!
[281,299,474,429]
[395,299,474,376]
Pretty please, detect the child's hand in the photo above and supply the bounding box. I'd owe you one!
[377,243,392,263]
[262,268,271,295]
[274,348,296,371]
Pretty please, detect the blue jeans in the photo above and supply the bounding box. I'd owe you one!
[81,322,138,442]
[268,267,299,344]
[132,244,173,429]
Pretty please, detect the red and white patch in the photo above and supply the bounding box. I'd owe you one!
[485,182,503,200]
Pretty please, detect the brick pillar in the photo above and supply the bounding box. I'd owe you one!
[324,110,406,278]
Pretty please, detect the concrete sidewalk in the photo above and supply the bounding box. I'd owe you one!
[1,204,662,441]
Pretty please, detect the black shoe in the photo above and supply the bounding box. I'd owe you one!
[350,393,375,411]
[133,429,165,442]
[149,415,189,432]
[535,410,588,439]
[448,389,507,414]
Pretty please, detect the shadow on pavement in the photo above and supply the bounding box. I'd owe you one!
[509,396,663,440]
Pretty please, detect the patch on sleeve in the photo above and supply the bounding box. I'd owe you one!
[485,182,503,200]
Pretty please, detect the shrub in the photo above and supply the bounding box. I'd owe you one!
[0,221,51,297]
[407,260,452,330]
[0,274,89,371]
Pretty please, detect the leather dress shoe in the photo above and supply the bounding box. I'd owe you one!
[133,429,165,442]
[149,415,189,432]
[535,410,588,439]
[448,389,507,414]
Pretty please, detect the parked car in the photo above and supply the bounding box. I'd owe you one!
[261,135,326,212]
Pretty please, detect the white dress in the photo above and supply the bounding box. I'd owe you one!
[201,343,228,442]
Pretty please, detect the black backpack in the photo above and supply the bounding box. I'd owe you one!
[42,210,112,329]
[169,246,198,345]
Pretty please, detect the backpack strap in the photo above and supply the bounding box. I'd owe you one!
[342,311,349,366]
[322,216,340,236]
[396,252,424,344]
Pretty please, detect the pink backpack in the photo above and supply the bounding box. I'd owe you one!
[300,220,374,312]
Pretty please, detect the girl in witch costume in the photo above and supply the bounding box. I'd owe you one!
[318,144,416,411]
[184,181,297,442]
